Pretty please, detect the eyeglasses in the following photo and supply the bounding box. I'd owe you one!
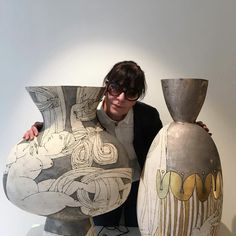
[107,83,140,101]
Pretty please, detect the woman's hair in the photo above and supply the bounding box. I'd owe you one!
[103,60,147,99]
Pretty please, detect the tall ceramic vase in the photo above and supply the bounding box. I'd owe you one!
[137,79,223,236]
[3,86,132,236]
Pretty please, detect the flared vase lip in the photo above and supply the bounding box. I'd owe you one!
[25,85,105,89]
[161,77,208,123]
[161,78,208,82]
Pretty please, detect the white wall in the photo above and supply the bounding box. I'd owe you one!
[0,0,235,235]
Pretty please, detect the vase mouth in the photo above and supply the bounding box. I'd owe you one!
[161,78,208,123]
[161,78,208,82]
[25,85,105,90]
[26,85,106,122]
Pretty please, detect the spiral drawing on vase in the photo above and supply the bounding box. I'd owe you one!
[3,86,132,236]
[137,79,223,236]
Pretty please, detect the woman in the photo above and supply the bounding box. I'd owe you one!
[23,60,209,227]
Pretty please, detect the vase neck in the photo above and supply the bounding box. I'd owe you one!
[161,79,208,123]
[26,86,105,132]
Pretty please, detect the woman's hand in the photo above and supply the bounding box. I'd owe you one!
[23,122,43,141]
[196,121,212,136]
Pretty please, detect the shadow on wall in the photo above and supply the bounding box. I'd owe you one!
[218,218,236,236]
[232,215,236,236]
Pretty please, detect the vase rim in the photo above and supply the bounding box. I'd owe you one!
[161,78,208,82]
[25,85,105,91]
[25,85,105,88]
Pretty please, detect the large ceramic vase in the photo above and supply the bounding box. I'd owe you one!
[3,86,132,236]
[137,79,223,236]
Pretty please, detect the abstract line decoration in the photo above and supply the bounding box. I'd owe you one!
[3,86,132,236]
[137,79,223,236]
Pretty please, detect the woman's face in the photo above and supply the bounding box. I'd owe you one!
[103,90,136,121]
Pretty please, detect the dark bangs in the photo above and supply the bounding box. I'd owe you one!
[104,61,147,99]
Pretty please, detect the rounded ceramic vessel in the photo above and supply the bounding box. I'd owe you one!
[3,86,132,236]
[137,79,223,236]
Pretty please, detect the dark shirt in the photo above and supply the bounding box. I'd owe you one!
[133,101,163,169]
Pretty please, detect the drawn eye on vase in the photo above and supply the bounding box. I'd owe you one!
[137,79,223,236]
[3,86,132,236]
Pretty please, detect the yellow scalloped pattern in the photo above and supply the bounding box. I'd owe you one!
[156,170,222,202]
